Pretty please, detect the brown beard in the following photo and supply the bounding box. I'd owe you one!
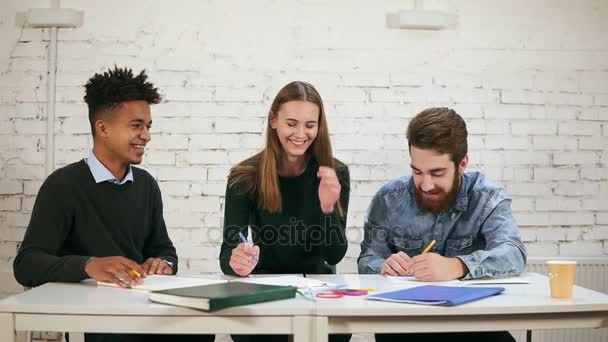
[414,171,461,214]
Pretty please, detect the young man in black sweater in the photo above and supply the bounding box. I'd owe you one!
[13,67,214,342]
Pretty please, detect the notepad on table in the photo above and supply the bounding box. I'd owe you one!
[95,275,226,291]
[458,276,531,285]
[367,285,505,306]
[148,282,297,311]
[235,275,337,289]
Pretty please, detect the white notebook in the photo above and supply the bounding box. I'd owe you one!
[234,275,339,289]
[459,276,531,285]
[94,275,226,291]
[386,275,531,286]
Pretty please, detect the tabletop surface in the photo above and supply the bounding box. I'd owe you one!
[306,273,608,316]
[0,274,315,316]
[1,273,607,317]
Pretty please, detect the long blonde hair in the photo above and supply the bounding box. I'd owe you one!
[228,81,343,216]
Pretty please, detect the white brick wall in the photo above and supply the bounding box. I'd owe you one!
[1,0,607,305]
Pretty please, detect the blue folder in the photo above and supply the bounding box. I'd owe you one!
[367,285,505,306]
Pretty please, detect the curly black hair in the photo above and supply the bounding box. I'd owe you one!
[84,66,161,135]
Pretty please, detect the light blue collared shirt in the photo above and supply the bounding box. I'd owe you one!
[84,151,133,185]
[357,171,527,279]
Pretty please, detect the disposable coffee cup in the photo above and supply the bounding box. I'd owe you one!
[546,260,576,298]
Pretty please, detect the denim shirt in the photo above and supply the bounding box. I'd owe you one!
[357,171,527,279]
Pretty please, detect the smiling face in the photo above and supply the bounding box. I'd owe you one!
[270,100,320,161]
[410,145,468,214]
[96,100,152,167]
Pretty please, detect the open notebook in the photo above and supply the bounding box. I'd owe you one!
[387,275,531,286]
[234,275,340,289]
[459,276,531,285]
[94,275,226,291]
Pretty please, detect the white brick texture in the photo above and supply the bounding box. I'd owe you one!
[0,1,607,308]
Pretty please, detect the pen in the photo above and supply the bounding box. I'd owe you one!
[238,231,259,262]
[422,239,436,254]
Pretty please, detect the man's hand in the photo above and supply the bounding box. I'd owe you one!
[229,243,260,277]
[408,253,468,281]
[317,166,341,214]
[380,252,412,276]
[142,257,173,275]
[84,256,145,288]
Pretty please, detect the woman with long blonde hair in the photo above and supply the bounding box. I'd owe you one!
[219,81,350,342]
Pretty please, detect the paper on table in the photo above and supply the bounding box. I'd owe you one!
[235,275,340,289]
[458,276,531,285]
[385,275,458,287]
[385,275,531,287]
[95,275,227,291]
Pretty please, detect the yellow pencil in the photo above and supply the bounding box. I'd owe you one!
[421,240,436,254]
[131,269,141,277]
[404,240,436,276]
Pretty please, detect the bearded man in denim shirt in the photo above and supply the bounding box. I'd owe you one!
[358,107,526,342]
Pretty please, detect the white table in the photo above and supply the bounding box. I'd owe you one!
[1,273,607,342]
[307,273,608,342]
[0,280,316,342]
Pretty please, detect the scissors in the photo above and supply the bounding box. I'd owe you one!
[315,288,371,299]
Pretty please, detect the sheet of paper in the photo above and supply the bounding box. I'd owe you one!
[95,275,227,291]
[234,275,338,289]
[385,275,531,287]
[385,275,459,287]
[458,276,531,285]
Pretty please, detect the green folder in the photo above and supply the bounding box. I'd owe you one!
[148,282,297,311]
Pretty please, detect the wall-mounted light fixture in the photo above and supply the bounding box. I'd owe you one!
[387,0,456,30]
[17,8,83,28]
[15,1,83,176]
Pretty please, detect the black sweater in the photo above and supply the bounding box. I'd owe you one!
[220,158,350,276]
[13,160,178,287]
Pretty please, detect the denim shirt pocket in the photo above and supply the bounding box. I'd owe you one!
[392,237,423,255]
[445,236,474,257]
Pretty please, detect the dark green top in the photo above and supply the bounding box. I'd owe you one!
[13,160,178,287]
[219,158,350,276]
